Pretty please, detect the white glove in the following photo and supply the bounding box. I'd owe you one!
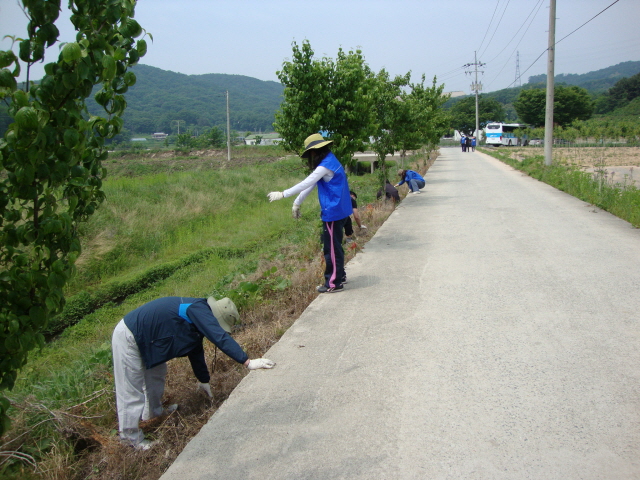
[198,382,213,398]
[359,225,367,230]
[292,204,301,219]
[247,358,276,370]
[268,191,284,202]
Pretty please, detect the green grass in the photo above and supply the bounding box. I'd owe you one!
[480,147,640,227]
[1,149,393,478]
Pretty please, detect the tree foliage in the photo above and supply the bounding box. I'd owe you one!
[275,41,449,175]
[449,96,505,136]
[595,72,640,114]
[0,0,146,435]
[274,40,377,171]
[513,85,594,127]
[370,69,410,180]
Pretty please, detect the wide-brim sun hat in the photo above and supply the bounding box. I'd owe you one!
[301,133,333,159]
[207,297,239,333]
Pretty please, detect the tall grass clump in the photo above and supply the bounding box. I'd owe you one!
[481,148,640,227]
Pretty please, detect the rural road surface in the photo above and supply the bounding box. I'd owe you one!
[161,148,640,479]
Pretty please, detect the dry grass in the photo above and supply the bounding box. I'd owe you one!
[4,153,434,480]
[505,146,640,167]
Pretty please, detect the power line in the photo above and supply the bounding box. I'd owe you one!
[484,0,545,89]
[483,0,545,66]
[477,0,502,55]
[506,0,621,89]
[478,0,511,59]
[555,0,620,46]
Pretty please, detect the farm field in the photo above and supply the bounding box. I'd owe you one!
[502,146,640,185]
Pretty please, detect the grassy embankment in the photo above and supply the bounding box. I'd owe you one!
[1,146,435,480]
[479,146,640,228]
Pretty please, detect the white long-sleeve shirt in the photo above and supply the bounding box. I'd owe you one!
[283,166,334,206]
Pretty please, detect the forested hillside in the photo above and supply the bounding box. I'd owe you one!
[527,61,640,93]
[444,61,640,122]
[87,64,284,134]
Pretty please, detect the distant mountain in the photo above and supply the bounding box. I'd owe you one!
[525,61,640,93]
[87,64,284,134]
[442,61,640,121]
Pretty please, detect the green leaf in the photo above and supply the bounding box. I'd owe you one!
[18,39,31,62]
[0,68,17,90]
[61,42,82,63]
[136,39,147,57]
[64,129,80,148]
[29,306,47,328]
[102,55,116,80]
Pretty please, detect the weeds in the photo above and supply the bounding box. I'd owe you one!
[1,149,434,479]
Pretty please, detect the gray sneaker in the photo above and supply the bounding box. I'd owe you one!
[316,284,344,293]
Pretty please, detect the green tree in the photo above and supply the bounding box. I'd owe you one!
[274,40,377,171]
[450,96,505,136]
[274,41,328,158]
[370,69,410,182]
[596,72,640,114]
[403,74,450,158]
[0,0,146,435]
[176,131,194,148]
[207,126,225,147]
[513,85,594,127]
[323,47,377,170]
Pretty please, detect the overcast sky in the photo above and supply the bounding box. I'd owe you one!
[1,0,638,94]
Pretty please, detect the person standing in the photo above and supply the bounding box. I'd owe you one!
[395,169,425,194]
[465,136,472,152]
[112,296,275,449]
[471,136,477,152]
[460,135,466,152]
[268,134,352,293]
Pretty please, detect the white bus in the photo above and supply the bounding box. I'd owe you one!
[484,123,527,146]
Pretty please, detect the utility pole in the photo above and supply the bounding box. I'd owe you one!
[171,119,184,135]
[544,0,556,166]
[226,90,231,162]
[464,52,485,141]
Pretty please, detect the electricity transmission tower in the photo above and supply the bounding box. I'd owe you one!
[464,52,485,139]
[515,51,522,87]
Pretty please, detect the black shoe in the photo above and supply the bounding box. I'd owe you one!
[316,284,344,293]
[341,276,348,284]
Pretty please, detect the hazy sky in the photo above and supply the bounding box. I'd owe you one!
[1,0,638,94]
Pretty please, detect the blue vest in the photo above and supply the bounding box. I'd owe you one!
[317,152,353,222]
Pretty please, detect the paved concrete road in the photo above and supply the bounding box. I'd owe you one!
[162,148,640,479]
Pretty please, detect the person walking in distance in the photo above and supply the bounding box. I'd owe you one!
[460,134,466,152]
[111,296,275,450]
[471,136,477,152]
[268,134,352,293]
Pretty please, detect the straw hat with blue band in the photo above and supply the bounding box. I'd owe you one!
[301,133,333,158]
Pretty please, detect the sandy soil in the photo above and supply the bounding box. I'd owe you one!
[505,146,640,186]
